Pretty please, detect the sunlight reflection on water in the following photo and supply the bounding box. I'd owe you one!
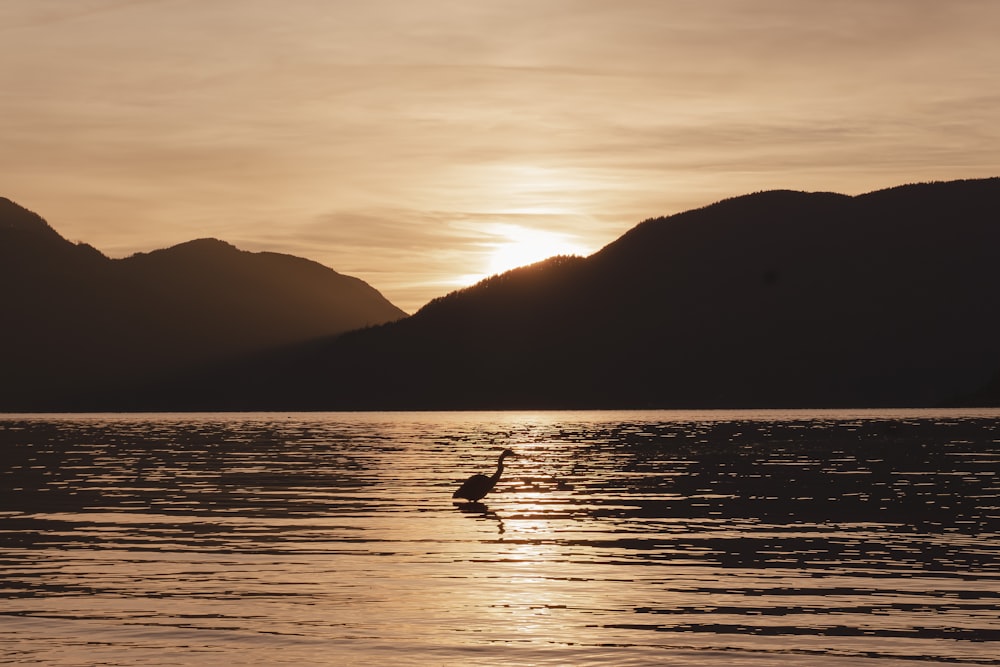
[1,410,999,666]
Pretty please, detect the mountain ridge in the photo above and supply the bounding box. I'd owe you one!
[0,199,407,410]
[5,177,999,411]
[142,177,1000,411]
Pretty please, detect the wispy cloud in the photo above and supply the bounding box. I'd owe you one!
[2,0,998,311]
[0,0,174,31]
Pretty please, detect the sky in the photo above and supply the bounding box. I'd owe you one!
[2,1,998,313]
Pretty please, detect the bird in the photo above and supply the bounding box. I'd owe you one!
[453,449,517,502]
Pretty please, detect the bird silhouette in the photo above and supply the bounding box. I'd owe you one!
[453,449,517,502]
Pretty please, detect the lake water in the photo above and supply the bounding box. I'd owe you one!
[1,410,999,666]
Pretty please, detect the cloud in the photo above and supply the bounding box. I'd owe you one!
[0,0,173,31]
[2,0,998,311]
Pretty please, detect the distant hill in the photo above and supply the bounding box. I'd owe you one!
[0,198,406,410]
[132,177,1000,411]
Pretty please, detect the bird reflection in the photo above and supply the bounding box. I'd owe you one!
[453,448,517,502]
[456,501,505,534]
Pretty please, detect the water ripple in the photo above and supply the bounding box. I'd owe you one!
[1,409,999,665]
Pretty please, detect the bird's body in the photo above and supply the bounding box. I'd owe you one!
[453,473,494,502]
[453,449,516,502]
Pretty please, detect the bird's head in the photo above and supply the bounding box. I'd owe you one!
[499,448,517,462]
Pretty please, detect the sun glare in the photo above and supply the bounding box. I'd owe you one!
[486,225,589,276]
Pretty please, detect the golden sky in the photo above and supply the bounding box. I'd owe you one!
[2,0,998,312]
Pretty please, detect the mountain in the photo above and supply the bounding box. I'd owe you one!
[138,177,1000,411]
[0,198,406,410]
[963,371,1000,406]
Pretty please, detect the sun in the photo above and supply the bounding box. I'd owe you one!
[486,224,589,276]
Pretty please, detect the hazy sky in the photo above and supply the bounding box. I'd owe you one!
[3,1,998,312]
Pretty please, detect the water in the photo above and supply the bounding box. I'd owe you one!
[1,410,999,666]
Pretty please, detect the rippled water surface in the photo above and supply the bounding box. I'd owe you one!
[2,410,999,666]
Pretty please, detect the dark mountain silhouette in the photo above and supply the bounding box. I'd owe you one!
[950,368,1000,407]
[130,177,1000,412]
[0,197,406,409]
[6,177,1000,411]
